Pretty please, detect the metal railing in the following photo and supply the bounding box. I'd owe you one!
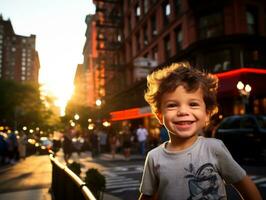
[49,153,96,200]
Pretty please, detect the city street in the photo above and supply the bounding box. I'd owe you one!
[59,150,266,200]
[0,151,265,200]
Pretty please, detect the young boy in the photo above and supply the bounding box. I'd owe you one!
[139,62,262,200]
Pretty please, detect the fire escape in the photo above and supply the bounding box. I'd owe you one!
[94,0,123,98]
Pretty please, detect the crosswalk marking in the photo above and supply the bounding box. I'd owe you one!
[106,177,135,183]
[112,187,140,193]
[107,183,140,189]
[103,165,142,194]
[106,179,139,186]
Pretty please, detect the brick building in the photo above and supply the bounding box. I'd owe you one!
[82,0,266,128]
[0,15,40,84]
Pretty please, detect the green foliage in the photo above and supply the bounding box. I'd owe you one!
[0,79,61,130]
[84,168,106,200]
[67,161,81,176]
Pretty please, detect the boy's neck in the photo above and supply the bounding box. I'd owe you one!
[166,135,198,152]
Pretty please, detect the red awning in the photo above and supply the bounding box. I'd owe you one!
[110,106,153,121]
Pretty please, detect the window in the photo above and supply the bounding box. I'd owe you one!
[143,24,148,46]
[246,6,258,34]
[135,3,141,21]
[98,32,105,40]
[174,0,181,16]
[244,49,266,68]
[152,46,158,61]
[198,12,223,39]
[151,14,157,36]
[205,50,231,73]
[162,1,171,25]
[144,0,149,14]
[164,35,171,59]
[117,34,122,42]
[175,27,183,51]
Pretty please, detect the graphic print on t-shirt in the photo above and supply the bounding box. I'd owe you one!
[184,163,225,200]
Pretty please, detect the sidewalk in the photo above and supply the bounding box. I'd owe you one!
[0,155,52,200]
[0,150,145,200]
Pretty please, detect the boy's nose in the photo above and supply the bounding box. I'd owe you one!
[177,106,188,115]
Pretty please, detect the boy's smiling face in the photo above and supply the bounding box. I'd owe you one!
[158,85,209,140]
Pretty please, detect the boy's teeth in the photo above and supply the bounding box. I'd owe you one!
[176,121,192,125]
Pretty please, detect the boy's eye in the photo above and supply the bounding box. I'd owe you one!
[190,102,199,107]
[166,103,177,108]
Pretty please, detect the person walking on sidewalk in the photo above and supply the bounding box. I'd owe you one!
[139,62,262,200]
[62,129,74,164]
[136,124,148,156]
[109,134,118,160]
[122,129,132,160]
[18,131,27,160]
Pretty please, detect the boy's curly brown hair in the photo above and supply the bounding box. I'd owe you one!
[144,62,219,117]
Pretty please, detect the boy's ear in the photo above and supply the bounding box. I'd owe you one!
[155,112,163,124]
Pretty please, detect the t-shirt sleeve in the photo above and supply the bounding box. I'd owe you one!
[214,139,246,184]
[139,151,158,195]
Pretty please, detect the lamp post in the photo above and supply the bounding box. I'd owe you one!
[236,81,252,114]
[95,99,102,124]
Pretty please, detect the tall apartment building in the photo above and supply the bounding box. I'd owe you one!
[84,0,266,125]
[0,15,40,84]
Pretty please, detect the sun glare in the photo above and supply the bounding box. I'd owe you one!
[40,82,74,116]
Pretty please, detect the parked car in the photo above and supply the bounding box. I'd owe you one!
[35,137,53,155]
[212,114,266,163]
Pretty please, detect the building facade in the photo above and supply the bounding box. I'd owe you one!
[82,0,266,129]
[0,15,40,84]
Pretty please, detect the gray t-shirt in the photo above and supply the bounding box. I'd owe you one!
[139,136,246,200]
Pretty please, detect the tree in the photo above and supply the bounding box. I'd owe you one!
[0,80,61,131]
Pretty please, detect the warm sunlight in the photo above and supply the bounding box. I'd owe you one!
[1,0,95,116]
[40,82,74,116]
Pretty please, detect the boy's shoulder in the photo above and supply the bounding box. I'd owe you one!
[200,136,222,144]
[147,143,164,156]
[199,136,225,151]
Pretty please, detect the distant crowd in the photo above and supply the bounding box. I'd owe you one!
[0,131,27,166]
[62,124,169,164]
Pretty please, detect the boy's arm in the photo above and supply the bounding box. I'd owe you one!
[233,175,262,200]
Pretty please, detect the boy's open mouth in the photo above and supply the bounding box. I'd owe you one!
[175,121,194,125]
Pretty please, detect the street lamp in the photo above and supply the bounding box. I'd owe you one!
[95,99,102,107]
[236,81,252,114]
[74,114,80,121]
[95,99,102,124]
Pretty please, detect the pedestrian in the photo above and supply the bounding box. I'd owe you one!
[18,132,27,160]
[62,129,73,164]
[139,62,262,199]
[109,134,117,160]
[90,129,99,157]
[136,124,148,156]
[0,133,8,165]
[6,131,19,164]
[98,127,108,153]
[122,129,132,160]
